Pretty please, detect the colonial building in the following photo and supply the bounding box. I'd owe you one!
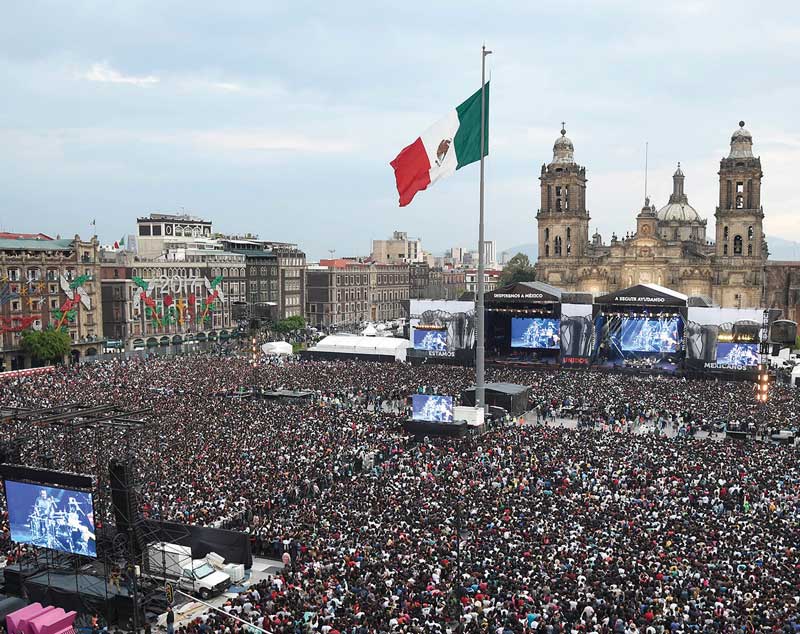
[535,122,768,308]
[0,233,104,369]
[305,259,409,327]
[100,247,246,351]
[218,237,306,320]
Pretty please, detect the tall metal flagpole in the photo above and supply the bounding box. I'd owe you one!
[476,44,491,410]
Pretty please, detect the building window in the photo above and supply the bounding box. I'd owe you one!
[566,227,571,241]
[554,236,562,256]
[139,225,151,236]
[747,244,753,256]
[733,235,743,255]
[748,225,754,240]
[723,244,728,256]
[723,226,729,241]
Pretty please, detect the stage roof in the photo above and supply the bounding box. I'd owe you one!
[486,281,563,303]
[595,283,688,307]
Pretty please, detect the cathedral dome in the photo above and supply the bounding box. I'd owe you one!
[657,163,703,223]
[550,125,575,164]
[657,201,702,222]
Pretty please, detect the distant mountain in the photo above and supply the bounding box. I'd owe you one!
[499,237,799,263]
[767,236,800,261]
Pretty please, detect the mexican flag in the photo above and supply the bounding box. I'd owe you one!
[390,82,489,207]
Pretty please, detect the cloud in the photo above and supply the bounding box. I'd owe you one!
[185,130,356,154]
[80,62,159,86]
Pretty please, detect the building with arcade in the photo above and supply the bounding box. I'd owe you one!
[535,122,768,308]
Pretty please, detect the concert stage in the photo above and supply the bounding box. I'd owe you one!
[402,419,468,438]
[461,383,530,416]
[3,564,134,624]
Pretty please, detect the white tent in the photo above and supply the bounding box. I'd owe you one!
[362,324,378,337]
[791,364,800,388]
[309,335,412,361]
[261,341,293,356]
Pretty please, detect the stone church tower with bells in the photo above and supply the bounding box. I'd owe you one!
[535,121,767,308]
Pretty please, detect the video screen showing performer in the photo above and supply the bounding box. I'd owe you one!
[716,342,760,367]
[511,318,560,350]
[620,317,681,353]
[4,480,96,557]
[413,329,448,351]
[412,394,454,422]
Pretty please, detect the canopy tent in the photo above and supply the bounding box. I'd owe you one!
[309,335,412,361]
[261,341,293,356]
[362,324,378,337]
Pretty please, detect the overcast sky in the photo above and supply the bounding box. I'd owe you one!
[2,1,799,260]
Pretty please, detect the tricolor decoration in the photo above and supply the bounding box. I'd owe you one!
[54,274,92,330]
[390,83,489,206]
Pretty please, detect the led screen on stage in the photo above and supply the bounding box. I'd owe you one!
[511,318,560,349]
[620,317,680,353]
[412,394,454,422]
[4,480,96,557]
[413,329,448,351]
[716,342,760,367]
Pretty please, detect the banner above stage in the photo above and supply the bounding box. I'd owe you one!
[595,283,688,308]
[485,281,563,304]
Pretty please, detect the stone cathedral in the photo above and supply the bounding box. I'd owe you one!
[534,122,768,308]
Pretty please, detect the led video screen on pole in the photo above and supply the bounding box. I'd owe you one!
[620,317,680,353]
[4,480,96,557]
[412,329,448,351]
[715,342,760,367]
[510,318,560,349]
[411,394,454,422]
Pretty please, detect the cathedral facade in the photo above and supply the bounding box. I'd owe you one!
[534,122,767,308]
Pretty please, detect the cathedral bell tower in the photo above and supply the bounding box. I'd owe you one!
[536,125,589,261]
[713,121,767,308]
[715,121,765,260]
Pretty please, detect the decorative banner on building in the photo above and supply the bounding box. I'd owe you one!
[54,274,92,330]
[133,275,224,328]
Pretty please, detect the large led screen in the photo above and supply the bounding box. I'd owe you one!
[715,342,760,367]
[4,480,96,557]
[411,394,454,422]
[620,317,681,353]
[413,329,448,351]
[511,318,560,349]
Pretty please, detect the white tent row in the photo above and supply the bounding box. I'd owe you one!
[261,341,293,355]
[309,335,412,361]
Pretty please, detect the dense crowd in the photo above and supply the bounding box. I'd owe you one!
[0,355,798,632]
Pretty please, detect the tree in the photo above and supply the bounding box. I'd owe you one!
[499,253,537,286]
[274,315,306,334]
[20,329,71,364]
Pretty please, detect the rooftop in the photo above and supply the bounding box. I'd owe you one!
[0,232,53,241]
[0,237,75,251]
[137,213,212,224]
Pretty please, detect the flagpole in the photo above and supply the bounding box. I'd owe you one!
[476,44,491,410]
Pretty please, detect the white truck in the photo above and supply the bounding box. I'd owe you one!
[145,542,231,600]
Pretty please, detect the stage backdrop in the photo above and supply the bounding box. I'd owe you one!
[560,303,594,363]
[685,307,764,369]
[409,300,475,357]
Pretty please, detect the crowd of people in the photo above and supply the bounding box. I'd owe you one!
[0,355,798,632]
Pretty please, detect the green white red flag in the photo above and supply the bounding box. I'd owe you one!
[390,83,489,206]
